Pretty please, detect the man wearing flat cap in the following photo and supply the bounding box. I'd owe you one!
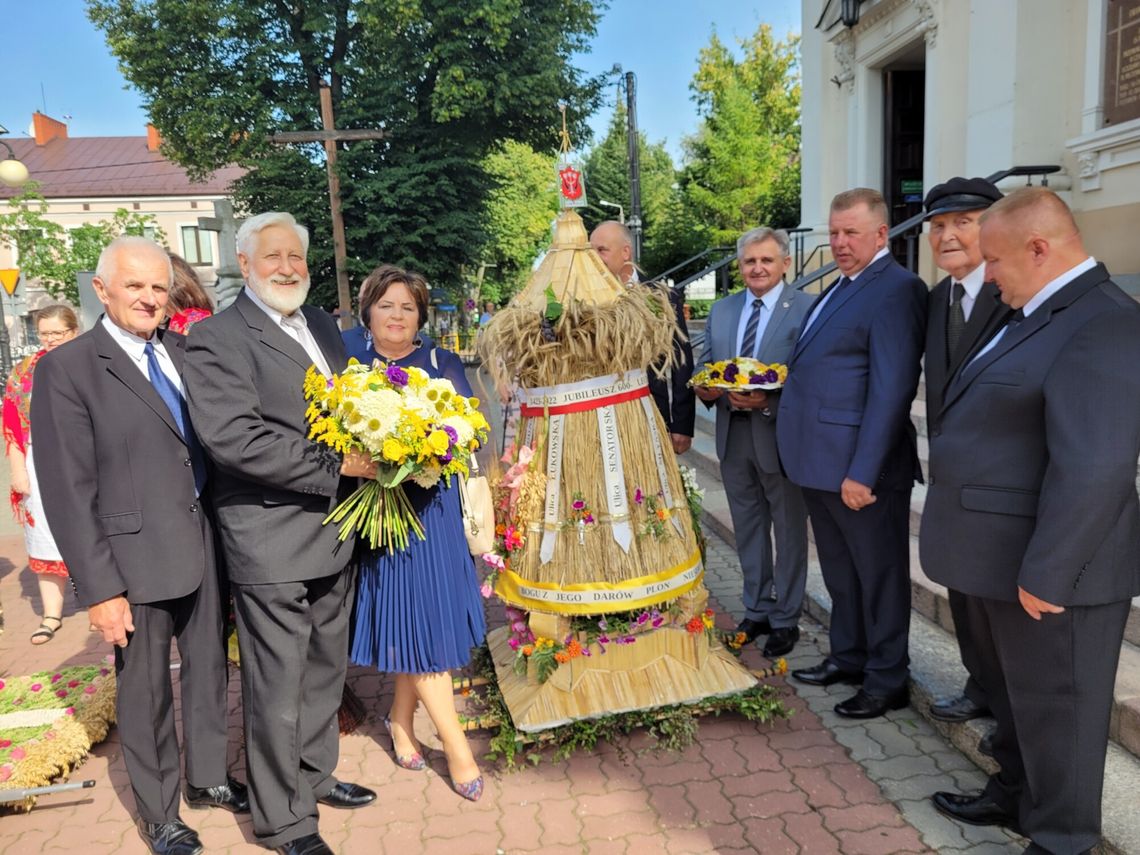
[920,177,1010,731]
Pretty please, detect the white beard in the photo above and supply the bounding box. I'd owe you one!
[248,271,311,315]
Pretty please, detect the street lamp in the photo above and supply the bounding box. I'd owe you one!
[598,199,624,224]
[0,136,29,188]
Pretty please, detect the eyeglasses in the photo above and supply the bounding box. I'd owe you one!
[38,330,75,342]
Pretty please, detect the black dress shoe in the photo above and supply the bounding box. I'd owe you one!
[762,626,800,658]
[275,833,335,855]
[734,618,772,645]
[978,731,995,758]
[185,776,250,813]
[929,694,991,722]
[791,659,863,686]
[317,780,376,809]
[136,818,203,855]
[834,687,909,719]
[932,791,1021,835]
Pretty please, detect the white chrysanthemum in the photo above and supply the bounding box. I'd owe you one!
[441,415,475,446]
[352,388,403,440]
[411,462,443,489]
[401,392,437,422]
[423,378,458,403]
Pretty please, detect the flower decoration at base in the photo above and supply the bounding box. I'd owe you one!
[304,359,489,551]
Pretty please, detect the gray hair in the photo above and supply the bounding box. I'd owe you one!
[236,211,310,258]
[737,227,791,260]
[95,236,173,284]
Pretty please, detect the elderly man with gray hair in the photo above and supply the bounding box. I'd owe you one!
[184,212,379,855]
[32,236,242,855]
[694,227,813,657]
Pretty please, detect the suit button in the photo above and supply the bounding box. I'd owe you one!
[189,503,198,513]
[931,428,941,438]
[928,476,935,485]
[184,458,192,467]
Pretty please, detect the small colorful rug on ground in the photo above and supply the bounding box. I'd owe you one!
[0,659,117,812]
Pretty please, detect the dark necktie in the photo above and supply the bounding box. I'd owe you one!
[144,341,207,495]
[946,281,966,363]
[739,298,765,358]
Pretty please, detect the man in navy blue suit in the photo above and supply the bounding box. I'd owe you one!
[776,188,927,719]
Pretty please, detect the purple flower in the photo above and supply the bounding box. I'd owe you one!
[572,499,585,511]
[386,364,409,387]
[636,612,650,625]
[651,609,664,628]
[50,673,62,684]
[0,680,5,691]
[508,637,520,651]
[764,369,778,383]
[30,683,42,693]
[56,689,68,698]
[0,740,10,749]
[634,488,644,505]
[583,513,594,524]
[597,618,608,632]
[748,373,764,384]
[723,363,740,382]
[442,425,459,444]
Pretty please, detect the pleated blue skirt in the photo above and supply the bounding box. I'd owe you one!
[350,475,487,674]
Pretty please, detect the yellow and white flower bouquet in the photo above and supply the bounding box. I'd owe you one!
[690,357,788,390]
[304,359,490,551]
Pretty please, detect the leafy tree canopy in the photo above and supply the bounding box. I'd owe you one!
[680,25,801,248]
[88,0,605,306]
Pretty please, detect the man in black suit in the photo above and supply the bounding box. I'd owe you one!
[777,188,927,719]
[589,220,695,452]
[31,236,245,855]
[921,188,1140,854]
[921,177,1010,726]
[184,213,378,855]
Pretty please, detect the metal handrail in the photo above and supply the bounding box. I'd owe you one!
[653,245,735,284]
[785,165,1062,292]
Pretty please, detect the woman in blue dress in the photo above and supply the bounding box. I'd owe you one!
[345,265,487,801]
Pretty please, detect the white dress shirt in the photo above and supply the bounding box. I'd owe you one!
[968,257,1098,366]
[735,282,785,357]
[801,247,891,336]
[101,315,183,392]
[951,262,987,323]
[244,286,333,376]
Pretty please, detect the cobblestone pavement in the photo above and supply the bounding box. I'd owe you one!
[0,522,1025,854]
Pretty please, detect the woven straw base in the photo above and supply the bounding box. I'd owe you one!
[487,624,758,732]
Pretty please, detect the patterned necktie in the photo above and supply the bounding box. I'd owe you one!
[739,298,765,358]
[144,341,207,495]
[946,281,966,363]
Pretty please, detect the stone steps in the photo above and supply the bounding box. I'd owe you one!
[688,396,1140,854]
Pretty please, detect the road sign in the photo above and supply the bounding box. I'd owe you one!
[0,268,18,296]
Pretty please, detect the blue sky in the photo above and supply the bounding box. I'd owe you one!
[0,0,800,163]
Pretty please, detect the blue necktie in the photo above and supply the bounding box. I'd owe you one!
[739,298,764,358]
[144,341,207,495]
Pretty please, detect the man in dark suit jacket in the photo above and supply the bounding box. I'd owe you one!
[777,188,927,719]
[32,237,244,855]
[590,220,695,452]
[184,213,378,855]
[921,188,1140,854]
[695,227,813,658]
[921,177,1011,726]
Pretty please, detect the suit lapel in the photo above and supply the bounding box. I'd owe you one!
[719,291,747,358]
[236,290,315,372]
[793,257,890,359]
[944,266,1106,411]
[756,285,794,358]
[93,322,184,442]
[948,282,1009,378]
[303,305,345,372]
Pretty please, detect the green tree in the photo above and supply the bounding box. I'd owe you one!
[581,102,688,276]
[0,184,166,304]
[679,25,801,247]
[88,0,605,307]
[480,140,559,303]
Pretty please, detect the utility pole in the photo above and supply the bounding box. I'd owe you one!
[625,71,643,264]
[270,83,387,329]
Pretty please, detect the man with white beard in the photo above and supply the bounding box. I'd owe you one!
[184,212,379,855]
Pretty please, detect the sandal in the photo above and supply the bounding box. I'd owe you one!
[31,616,63,645]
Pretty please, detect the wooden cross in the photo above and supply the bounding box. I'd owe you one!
[271,84,387,328]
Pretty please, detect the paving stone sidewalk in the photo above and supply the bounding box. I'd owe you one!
[0,519,1026,855]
